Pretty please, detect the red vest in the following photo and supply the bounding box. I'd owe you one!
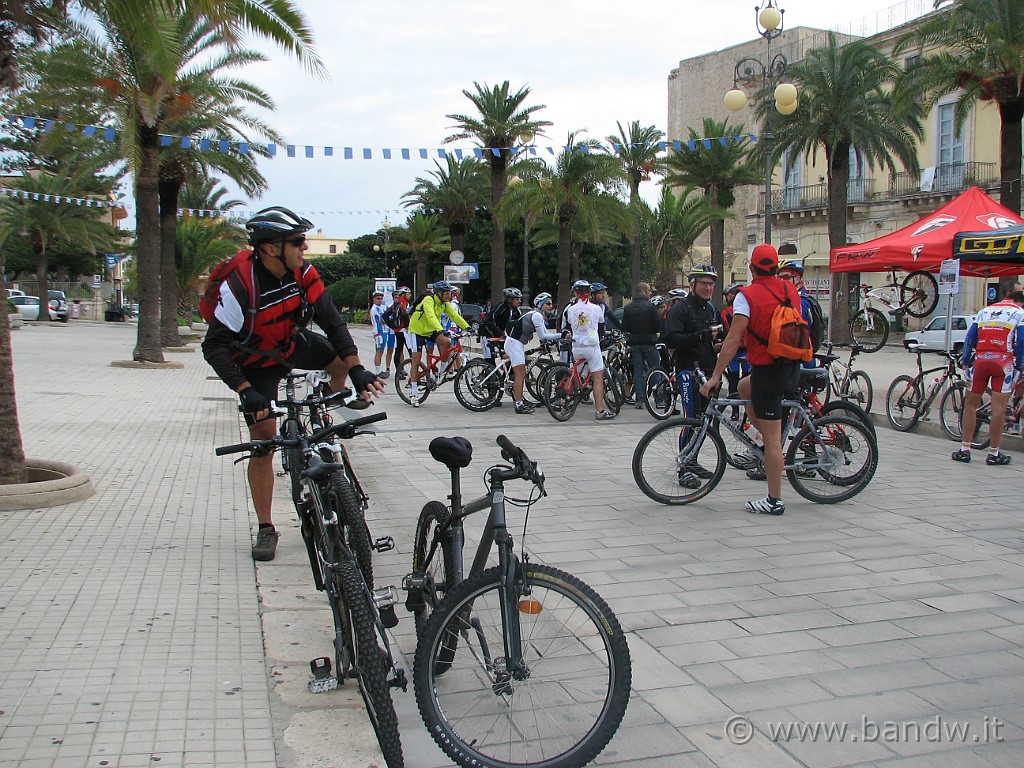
[741,276,802,366]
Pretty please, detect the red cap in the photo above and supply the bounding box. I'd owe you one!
[751,243,779,272]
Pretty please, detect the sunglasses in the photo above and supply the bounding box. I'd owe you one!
[286,236,306,247]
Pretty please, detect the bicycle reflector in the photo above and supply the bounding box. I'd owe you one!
[518,598,543,614]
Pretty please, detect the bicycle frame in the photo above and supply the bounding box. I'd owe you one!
[860,268,919,316]
[903,350,959,415]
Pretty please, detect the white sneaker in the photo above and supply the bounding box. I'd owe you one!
[595,410,616,421]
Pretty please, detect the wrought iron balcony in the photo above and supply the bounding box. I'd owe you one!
[760,178,874,212]
[890,161,997,197]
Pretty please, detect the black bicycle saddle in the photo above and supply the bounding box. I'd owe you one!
[429,436,473,469]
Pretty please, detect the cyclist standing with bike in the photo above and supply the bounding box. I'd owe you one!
[952,289,1024,465]
[567,281,616,421]
[407,280,469,406]
[202,206,385,561]
[700,244,802,516]
[503,290,561,414]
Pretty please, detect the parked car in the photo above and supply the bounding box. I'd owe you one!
[5,288,25,299]
[10,295,59,321]
[903,314,975,354]
[458,303,486,326]
[48,289,69,322]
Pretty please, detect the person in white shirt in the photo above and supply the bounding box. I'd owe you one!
[566,281,615,421]
[504,291,561,414]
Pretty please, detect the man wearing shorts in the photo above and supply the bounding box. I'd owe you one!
[700,244,801,516]
[203,207,385,561]
[567,281,616,421]
[953,289,1024,465]
[369,290,395,378]
[406,280,469,406]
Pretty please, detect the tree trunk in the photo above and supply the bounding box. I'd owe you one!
[33,237,49,322]
[827,143,852,344]
[449,222,466,255]
[556,213,573,309]
[0,249,27,483]
[416,253,427,296]
[159,177,182,347]
[629,183,642,293]
[133,125,164,363]
[709,217,725,307]
[570,242,581,284]
[488,154,508,308]
[997,99,1024,297]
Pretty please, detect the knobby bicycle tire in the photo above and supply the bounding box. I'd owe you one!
[332,472,374,590]
[901,270,940,319]
[603,368,624,415]
[816,399,876,439]
[281,418,303,507]
[335,560,404,768]
[886,374,923,431]
[632,417,726,505]
[525,359,556,403]
[544,366,579,422]
[941,384,995,449]
[396,359,431,405]
[411,501,460,673]
[841,370,874,413]
[786,414,878,504]
[414,564,631,768]
[454,359,502,412]
[850,308,889,353]
[643,367,675,420]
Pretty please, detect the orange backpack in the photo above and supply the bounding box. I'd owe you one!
[748,284,814,363]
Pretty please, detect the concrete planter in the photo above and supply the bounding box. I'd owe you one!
[0,459,95,510]
[8,313,23,330]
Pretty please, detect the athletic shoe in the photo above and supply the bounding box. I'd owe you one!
[677,472,701,489]
[986,452,1012,466]
[252,527,279,561]
[395,370,406,380]
[623,396,636,405]
[746,466,767,481]
[731,451,758,470]
[683,462,714,479]
[746,497,785,515]
[379,370,391,380]
[412,400,420,408]
[514,402,535,414]
[595,410,616,421]
[951,449,971,463]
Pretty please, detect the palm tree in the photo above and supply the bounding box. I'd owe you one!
[39,0,319,362]
[768,33,925,341]
[388,213,452,293]
[639,186,720,291]
[663,117,760,306]
[445,81,552,307]
[502,133,627,308]
[402,156,488,254]
[606,121,665,292]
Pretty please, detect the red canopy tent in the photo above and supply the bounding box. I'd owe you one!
[830,187,1024,278]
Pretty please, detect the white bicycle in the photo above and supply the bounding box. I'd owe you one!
[850,267,939,353]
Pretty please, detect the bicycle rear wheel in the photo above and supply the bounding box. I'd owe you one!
[544,366,579,422]
[939,382,966,441]
[786,415,878,504]
[603,367,624,415]
[850,308,889,353]
[525,359,556,403]
[333,472,374,589]
[950,387,994,450]
[886,374,923,431]
[632,417,726,505]
[817,399,876,439]
[643,367,675,420]
[842,370,873,413]
[901,270,940,318]
[281,418,303,507]
[454,360,502,412]
[414,564,631,768]
[396,359,431,405]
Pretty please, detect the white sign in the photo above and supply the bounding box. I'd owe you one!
[938,259,960,295]
[375,277,397,306]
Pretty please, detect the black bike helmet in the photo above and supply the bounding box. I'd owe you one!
[245,206,313,245]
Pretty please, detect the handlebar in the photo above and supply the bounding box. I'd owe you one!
[216,411,388,457]
[495,434,545,490]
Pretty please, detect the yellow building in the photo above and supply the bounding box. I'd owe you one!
[304,229,349,258]
[667,2,1017,327]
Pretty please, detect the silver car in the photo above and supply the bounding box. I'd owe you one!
[903,314,975,354]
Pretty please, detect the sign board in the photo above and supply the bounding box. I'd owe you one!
[104,254,121,270]
[804,278,831,302]
[938,258,960,295]
[374,277,397,306]
[443,263,478,284]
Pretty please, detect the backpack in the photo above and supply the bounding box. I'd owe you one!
[805,294,825,353]
[748,283,814,363]
[382,302,407,330]
[199,251,256,326]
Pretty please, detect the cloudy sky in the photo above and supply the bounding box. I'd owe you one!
[205,0,931,238]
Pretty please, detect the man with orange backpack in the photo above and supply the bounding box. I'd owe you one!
[700,244,810,516]
[202,206,385,561]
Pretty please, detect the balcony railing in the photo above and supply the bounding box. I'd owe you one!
[760,178,874,212]
[890,161,997,197]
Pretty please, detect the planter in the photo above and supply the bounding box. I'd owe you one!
[8,313,23,330]
[0,458,95,510]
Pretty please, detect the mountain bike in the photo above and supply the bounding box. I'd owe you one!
[216,399,406,768]
[886,343,964,432]
[632,368,878,506]
[850,268,939,352]
[542,355,624,421]
[397,329,469,406]
[816,342,874,412]
[403,434,631,768]
[453,339,558,412]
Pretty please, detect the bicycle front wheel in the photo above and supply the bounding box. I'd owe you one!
[632,417,726,505]
[850,308,889,353]
[643,367,676,419]
[333,472,374,589]
[525,359,556,403]
[544,366,579,422]
[787,415,878,504]
[842,370,873,413]
[952,387,994,450]
[397,359,431,405]
[281,418,303,507]
[816,399,876,439]
[414,564,631,768]
[454,359,502,412]
[901,270,940,319]
[939,382,967,441]
[334,561,404,768]
[886,374,923,431]
[603,367,624,415]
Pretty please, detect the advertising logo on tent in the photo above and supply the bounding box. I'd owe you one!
[912,215,957,237]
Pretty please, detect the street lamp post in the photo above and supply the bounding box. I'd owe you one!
[724,0,798,246]
[373,217,392,277]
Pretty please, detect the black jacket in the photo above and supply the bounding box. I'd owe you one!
[621,298,661,345]
[662,293,719,372]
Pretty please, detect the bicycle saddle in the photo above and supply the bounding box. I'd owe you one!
[429,436,473,469]
[798,368,829,390]
[815,353,840,364]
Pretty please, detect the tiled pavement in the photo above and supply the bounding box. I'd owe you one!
[4,320,1024,767]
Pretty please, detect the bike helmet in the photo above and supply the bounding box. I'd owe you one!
[245,206,313,244]
[372,290,384,298]
[777,258,804,276]
[572,280,592,294]
[503,287,523,300]
[431,281,455,292]
[391,288,403,296]
[650,295,666,307]
[397,286,411,296]
[533,292,553,309]
[688,263,718,281]
[667,288,688,302]
[724,281,744,295]
[590,282,607,292]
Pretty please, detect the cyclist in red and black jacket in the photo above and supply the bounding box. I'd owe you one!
[203,206,385,561]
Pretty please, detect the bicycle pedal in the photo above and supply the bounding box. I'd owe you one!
[308,657,338,694]
[391,667,408,692]
[373,586,400,617]
[372,535,395,552]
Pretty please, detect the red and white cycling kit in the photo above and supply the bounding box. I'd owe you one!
[962,299,1024,395]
